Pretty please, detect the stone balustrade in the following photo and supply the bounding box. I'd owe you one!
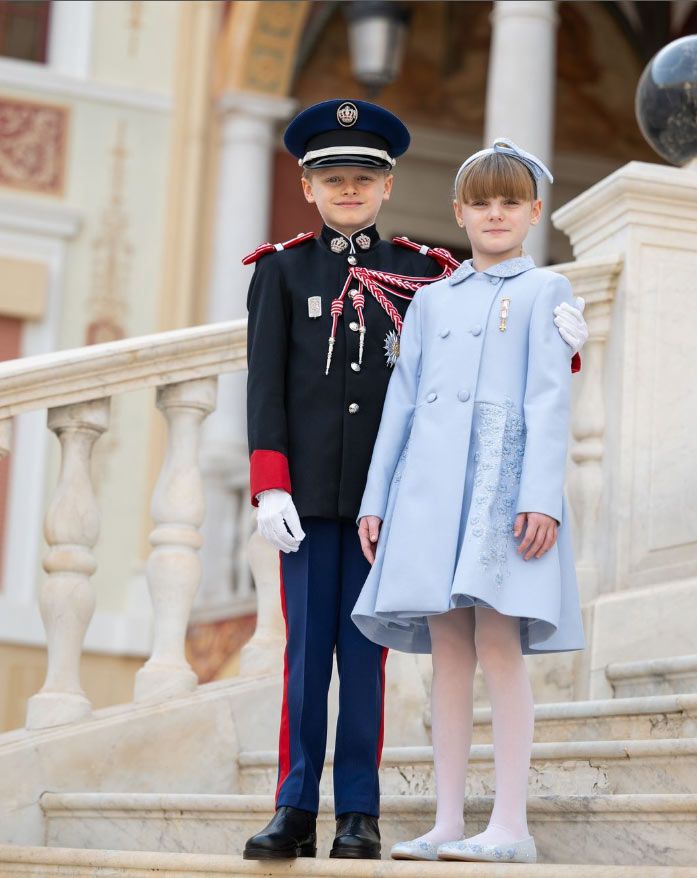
[0,248,624,731]
[0,320,258,729]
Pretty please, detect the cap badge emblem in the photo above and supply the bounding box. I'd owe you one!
[330,236,349,253]
[337,101,358,127]
[356,233,371,250]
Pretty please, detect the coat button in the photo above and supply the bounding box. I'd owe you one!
[348,255,357,266]
[348,402,359,414]
[349,321,359,331]
[351,362,361,372]
[439,329,450,338]
[470,325,482,336]
[489,276,498,285]
[426,392,437,403]
[348,289,358,299]
[458,390,471,402]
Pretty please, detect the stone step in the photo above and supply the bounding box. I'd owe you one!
[41,792,697,867]
[606,656,697,698]
[2,844,696,878]
[449,693,697,743]
[239,737,697,797]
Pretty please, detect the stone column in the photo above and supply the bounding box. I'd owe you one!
[197,90,296,620]
[47,0,94,77]
[484,1,558,264]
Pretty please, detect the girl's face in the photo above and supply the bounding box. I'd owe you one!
[453,195,542,267]
[301,167,393,237]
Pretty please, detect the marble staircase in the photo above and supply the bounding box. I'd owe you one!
[32,692,697,869]
[606,656,697,699]
[1,845,695,878]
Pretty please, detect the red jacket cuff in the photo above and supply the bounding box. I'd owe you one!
[571,352,581,374]
[249,450,292,505]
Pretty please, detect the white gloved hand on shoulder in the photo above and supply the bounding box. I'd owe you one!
[256,489,306,553]
[554,296,588,356]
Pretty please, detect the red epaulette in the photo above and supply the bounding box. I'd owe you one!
[392,236,460,272]
[242,232,315,266]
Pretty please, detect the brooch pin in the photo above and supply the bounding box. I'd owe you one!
[307,296,322,318]
[330,237,348,253]
[384,330,400,367]
[356,233,371,250]
[499,297,510,332]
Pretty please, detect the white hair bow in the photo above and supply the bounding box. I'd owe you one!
[455,138,554,190]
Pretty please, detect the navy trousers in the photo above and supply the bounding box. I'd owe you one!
[275,517,387,818]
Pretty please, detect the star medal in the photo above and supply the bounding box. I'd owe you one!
[384,329,400,367]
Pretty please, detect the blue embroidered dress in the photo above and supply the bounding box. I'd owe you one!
[351,256,585,655]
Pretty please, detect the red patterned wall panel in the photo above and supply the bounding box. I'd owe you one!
[0,95,69,195]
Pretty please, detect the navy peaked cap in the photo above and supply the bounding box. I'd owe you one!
[284,99,410,170]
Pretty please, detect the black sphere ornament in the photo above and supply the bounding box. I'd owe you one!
[635,35,697,167]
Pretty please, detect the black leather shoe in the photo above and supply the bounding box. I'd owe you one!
[243,806,317,860]
[330,812,381,859]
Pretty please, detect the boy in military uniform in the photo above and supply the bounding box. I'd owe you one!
[243,99,588,861]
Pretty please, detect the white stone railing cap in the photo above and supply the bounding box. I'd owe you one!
[0,319,247,420]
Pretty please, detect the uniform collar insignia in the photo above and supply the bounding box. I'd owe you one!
[321,224,380,254]
[448,254,535,285]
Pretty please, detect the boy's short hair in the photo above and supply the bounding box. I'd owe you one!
[455,153,536,204]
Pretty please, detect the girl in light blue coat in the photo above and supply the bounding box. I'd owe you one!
[352,140,585,864]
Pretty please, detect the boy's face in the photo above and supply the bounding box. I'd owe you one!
[301,167,393,236]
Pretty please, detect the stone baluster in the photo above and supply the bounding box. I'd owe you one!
[239,529,286,676]
[0,419,11,459]
[134,377,217,702]
[565,258,621,602]
[25,398,110,730]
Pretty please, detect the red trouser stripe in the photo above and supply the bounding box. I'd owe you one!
[275,555,291,804]
[376,647,389,766]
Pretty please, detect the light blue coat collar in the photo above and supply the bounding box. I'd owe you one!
[448,254,535,285]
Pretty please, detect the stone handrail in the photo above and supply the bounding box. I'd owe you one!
[0,320,249,730]
[0,320,247,418]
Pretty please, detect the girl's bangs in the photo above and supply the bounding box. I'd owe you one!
[457,154,536,203]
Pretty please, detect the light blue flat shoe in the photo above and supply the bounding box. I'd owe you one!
[390,837,441,860]
[438,835,537,863]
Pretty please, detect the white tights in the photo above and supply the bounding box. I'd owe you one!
[413,606,534,846]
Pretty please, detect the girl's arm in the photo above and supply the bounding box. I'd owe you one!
[516,272,574,525]
[357,288,424,523]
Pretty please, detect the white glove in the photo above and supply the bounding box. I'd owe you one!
[554,296,588,356]
[256,489,306,553]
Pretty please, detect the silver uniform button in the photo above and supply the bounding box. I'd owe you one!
[351,362,361,372]
[471,325,482,336]
[458,390,471,402]
[348,289,358,299]
[349,321,359,331]
[348,402,359,414]
[348,255,357,265]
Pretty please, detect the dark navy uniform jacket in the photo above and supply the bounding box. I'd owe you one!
[246,223,444,521]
